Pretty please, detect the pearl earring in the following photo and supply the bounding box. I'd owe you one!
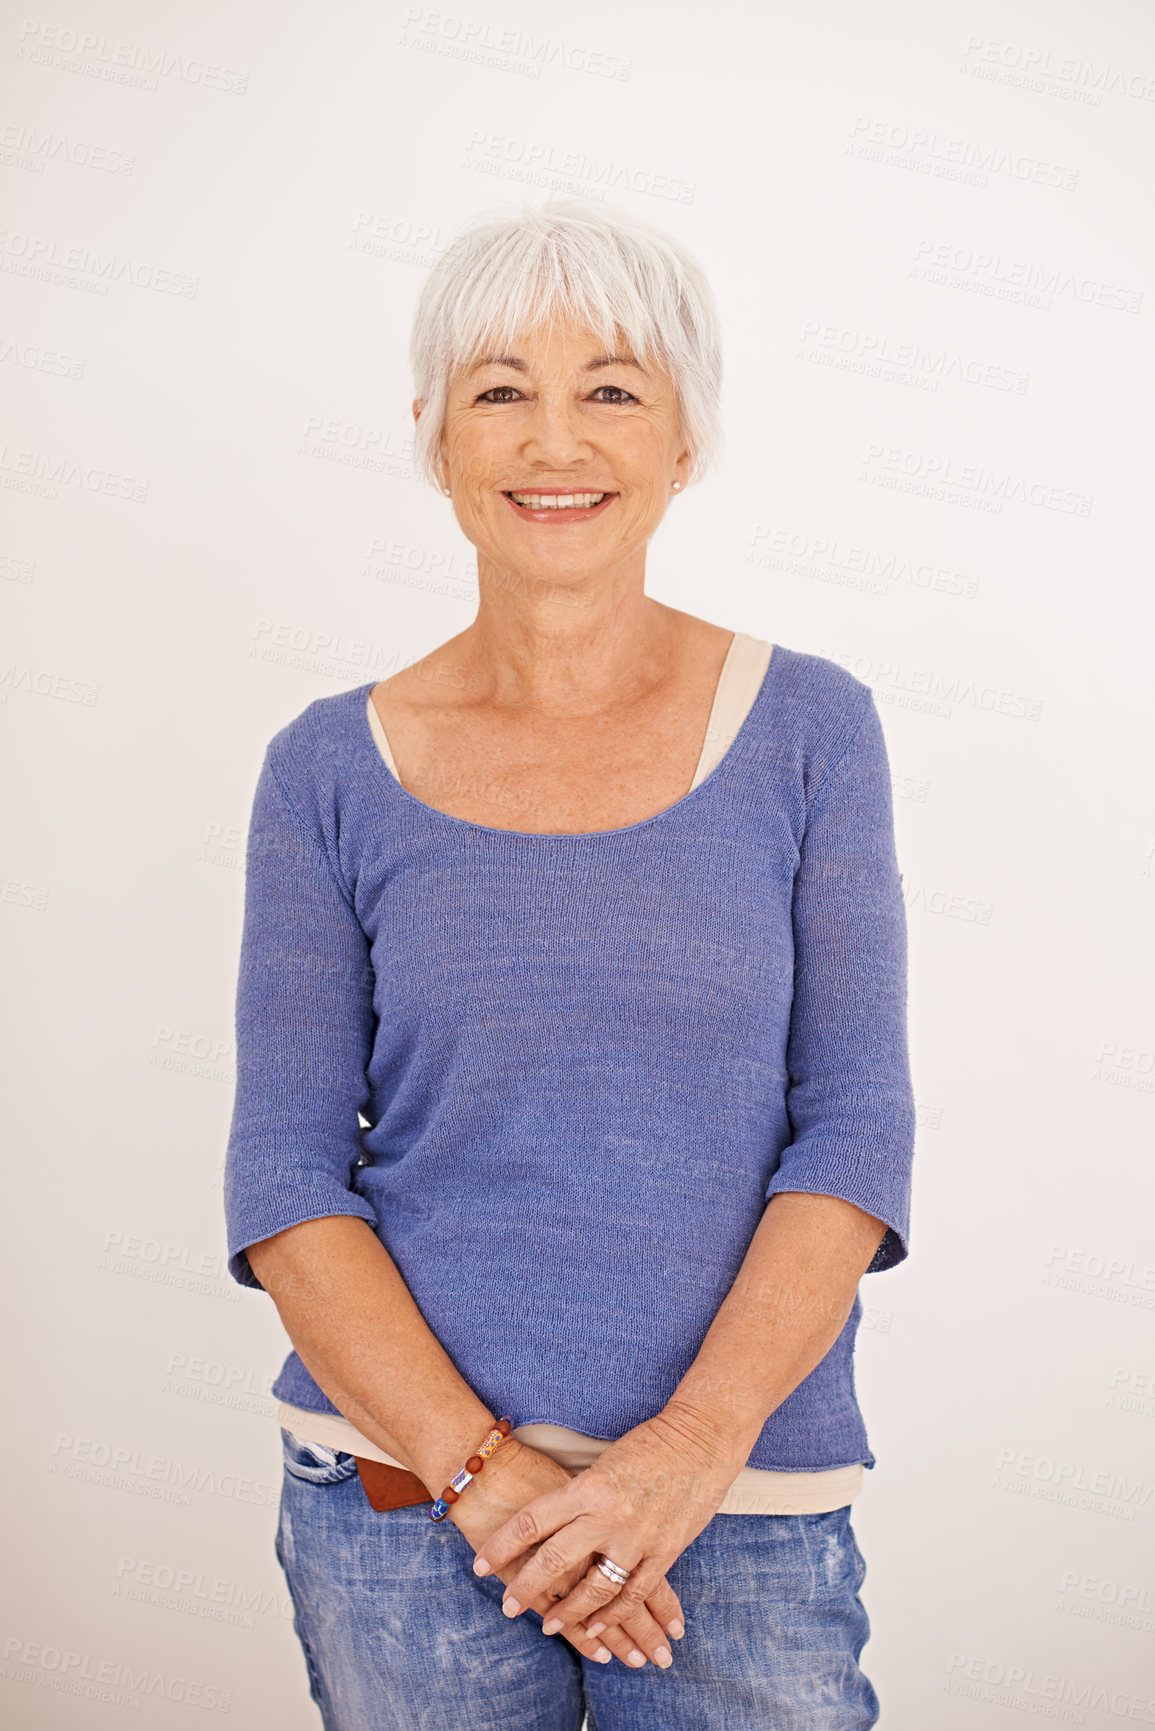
[442,486,451,495]
[672,481,682,491]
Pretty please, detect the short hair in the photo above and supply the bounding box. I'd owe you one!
[409,198,723,491]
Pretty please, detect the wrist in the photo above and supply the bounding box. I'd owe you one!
[446,1434,535,1531]
[656,1394,762,1477]
[453,1432,529,1501]
[410,1406,507,1497]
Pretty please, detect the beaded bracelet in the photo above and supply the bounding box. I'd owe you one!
[429,1418,513,1522]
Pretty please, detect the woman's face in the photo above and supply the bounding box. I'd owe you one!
[426,317,693,589]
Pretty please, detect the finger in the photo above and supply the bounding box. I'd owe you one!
[590,1621,655,1670]
[589,1600,675,1669]
[642,1577,686,1641]
[500,1520,605,1618]
[562,1556,672,1636]
[557,1620,614,1667]
[473,1486,578,1578]
[535,1552,647,1630]
[541,1586,663,1671]
[527,1584,617,1667]
[550,1602,651,1671]
[570,1577,685,1645]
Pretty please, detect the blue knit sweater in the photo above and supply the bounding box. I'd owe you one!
[223,644,915,1472]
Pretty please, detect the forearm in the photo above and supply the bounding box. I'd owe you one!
[661,1192,888,1472]
[246,1216,497,1494]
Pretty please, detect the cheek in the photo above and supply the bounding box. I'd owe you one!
[446,417,507,470]
[620,478,664,513]
[616,431,677,486]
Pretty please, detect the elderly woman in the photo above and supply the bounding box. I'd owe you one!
[223,198,915,1730]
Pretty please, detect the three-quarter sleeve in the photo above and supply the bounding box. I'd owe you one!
[765,691,916,1272]
[223,750,378,1290]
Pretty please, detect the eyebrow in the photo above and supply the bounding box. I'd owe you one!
[467,352,648,376]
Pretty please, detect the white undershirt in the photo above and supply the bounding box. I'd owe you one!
[280,634,866,1515]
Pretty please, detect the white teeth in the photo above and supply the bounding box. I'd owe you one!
[509,492,608,509]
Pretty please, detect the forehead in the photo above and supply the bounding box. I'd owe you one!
[452,323,670,392]
[456,313,644,371]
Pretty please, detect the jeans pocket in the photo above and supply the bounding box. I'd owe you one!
[280,1426,361,1486]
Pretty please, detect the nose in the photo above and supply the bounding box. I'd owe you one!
[519,391,595,469]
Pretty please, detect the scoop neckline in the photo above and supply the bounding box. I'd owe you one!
[358,640,782,842]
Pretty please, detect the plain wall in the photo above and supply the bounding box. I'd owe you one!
[2,0,1153,1724]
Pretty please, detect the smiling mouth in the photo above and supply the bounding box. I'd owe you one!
[502,490,618,521]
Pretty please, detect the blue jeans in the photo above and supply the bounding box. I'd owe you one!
[275,1427,880,1730]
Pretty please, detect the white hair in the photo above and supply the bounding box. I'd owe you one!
[409,198,723,491]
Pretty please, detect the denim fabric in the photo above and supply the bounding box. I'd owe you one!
[275,1428,880,1730]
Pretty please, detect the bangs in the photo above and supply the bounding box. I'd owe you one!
[443,223,681,373]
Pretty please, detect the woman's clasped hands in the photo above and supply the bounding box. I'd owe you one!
[471,1409,740,1666]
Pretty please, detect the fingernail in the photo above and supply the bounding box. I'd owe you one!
[654,1646,672,1668]
[627,1648,646,1667]
[587,1622,605,1638]
[473,1557,490,1575]
[594,1646,612,1663]
[503,1598,520,1618]
[666,1618,684,1639]
[542,1618,562,1636]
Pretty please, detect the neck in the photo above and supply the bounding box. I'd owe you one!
[455,584,689,717]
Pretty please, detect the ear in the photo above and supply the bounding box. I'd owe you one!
[414,399,448,491]
[672,443,693,490]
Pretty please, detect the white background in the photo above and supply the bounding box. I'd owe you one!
[2,0,1153,1724]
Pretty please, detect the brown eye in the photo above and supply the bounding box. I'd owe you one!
[590,385,637,404]
[477,386,521,403]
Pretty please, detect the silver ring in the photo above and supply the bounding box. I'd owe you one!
[596,1555,631,1586]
